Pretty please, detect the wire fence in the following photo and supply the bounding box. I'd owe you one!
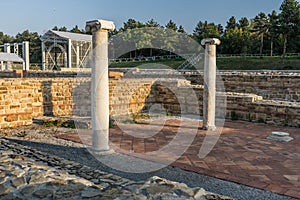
[29,52,300,70]
[110,53,300,63]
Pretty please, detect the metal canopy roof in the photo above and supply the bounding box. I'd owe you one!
[0,53,24,62]
[42,30,92,42]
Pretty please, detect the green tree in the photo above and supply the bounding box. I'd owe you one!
[15,30,41,63]
[0,32,14,45]
[268,10,279,56]
[237,17,251,54]
[52,26,68,32]
[222,27,245,54]
[121,19,145,31]
[70,25,83,33]
[178,25,186,33]
[278,0,300,56]
[165,20,178,31]
[217,24,224,35]
[193,21,223,43]
[239,17,250,30]
[119,19,157,58]
[58,26,68,32]
[226,16,239,30]
[146,19,161,27]
[252,12,270,56]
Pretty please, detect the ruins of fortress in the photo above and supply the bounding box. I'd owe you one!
[0,69,299,129]
[0,29,299,130]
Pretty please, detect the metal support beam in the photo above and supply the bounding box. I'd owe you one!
[22,41,30,70]
[4,44,10,53]
[42,41,46,70]
[13,43,19,55]
[76,44,80,68]
[0,61,4,71]
[68,39,72,68]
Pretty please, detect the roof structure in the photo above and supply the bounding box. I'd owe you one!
[41,30,93,69]
[42,30,92,42]
[0,53,24,62]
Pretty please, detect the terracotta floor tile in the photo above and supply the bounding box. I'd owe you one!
[57,120,300,199]
[284,189,300,199]
[283,175,300,181]
[266,184,288,194]
[246,180,270,190]
[250,175,271,182]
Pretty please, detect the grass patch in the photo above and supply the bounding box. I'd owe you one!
[42,119,76,129]
[109,58,185,69]
[109,56,300,70]
[217,56,300,70]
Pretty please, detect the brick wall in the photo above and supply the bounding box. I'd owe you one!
[182,71,300,102]
[0,73,299,128]
[2,70,299,101]
[0,80,33,128]
[149,81,300,127]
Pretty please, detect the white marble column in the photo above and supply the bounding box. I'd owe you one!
[201,38,220,131]
[22,41,30,70]
[86,19,115,152]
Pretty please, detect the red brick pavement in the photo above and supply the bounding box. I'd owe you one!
[57,120,300,199]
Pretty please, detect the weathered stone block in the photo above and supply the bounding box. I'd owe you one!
[5,114,18,122]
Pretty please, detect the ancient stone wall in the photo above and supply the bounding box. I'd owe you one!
[182,71,300,102]
[151,81,300,127]
[0,72,299,128]
[0,78,156,128]
[0,80,33,128]
[3,70,299,101]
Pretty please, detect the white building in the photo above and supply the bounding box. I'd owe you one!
[41,30,92,70]
[0,53,24,71]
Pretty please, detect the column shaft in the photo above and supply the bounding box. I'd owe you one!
[202,38,220,130]
[22,41,30,70]
[86,19,115,152]
[92,30,110,151]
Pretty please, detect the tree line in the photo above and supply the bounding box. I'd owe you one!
[0,0,299,64]
[114,0,300,57]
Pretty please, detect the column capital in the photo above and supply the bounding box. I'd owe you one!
[86,19,115,33]
[201,38,221,46]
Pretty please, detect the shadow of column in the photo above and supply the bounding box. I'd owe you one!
[42,80,54,116]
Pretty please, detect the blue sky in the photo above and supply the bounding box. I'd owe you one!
[0,0,288,36]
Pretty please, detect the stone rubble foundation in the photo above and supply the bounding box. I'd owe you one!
[0,139,233,200]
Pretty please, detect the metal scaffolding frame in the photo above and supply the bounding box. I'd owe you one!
[40,30,92,70]
[0,42,29,70]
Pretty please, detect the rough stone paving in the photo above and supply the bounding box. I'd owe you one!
[0,138,233,199]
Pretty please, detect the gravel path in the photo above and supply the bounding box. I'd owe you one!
[0,124,296,200]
